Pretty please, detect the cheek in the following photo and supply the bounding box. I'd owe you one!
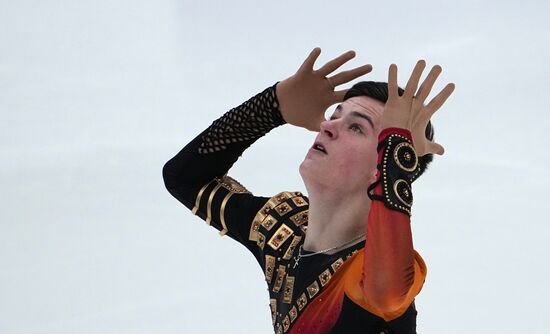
[334,145,377,175]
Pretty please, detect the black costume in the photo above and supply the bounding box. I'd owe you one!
[162,82,427,333]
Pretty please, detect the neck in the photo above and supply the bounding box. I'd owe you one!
[303,185,371,254]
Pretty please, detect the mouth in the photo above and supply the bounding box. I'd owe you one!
[311,142,328,154]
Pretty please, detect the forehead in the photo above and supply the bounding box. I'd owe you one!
[334,96,385,117]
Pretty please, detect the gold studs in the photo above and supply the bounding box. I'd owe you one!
[307,281,320,298]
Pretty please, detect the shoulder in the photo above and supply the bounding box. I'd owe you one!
[248,190,309,246]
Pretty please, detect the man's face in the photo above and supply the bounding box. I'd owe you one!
[299,95,385,194]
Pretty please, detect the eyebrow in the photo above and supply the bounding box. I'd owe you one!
[334,104,374,129]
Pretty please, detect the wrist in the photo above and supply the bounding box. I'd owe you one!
[378,127,413,146]
[368,131,419,216]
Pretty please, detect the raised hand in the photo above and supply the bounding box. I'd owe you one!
[276,47,373,132]
[381,60,455,156]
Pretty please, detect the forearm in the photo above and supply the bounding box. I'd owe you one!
[362,127,418,311]
[363,200,414,309]
[162,82,286,193]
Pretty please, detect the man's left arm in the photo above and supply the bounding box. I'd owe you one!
[361,61,455,320]
[361,127,426,321]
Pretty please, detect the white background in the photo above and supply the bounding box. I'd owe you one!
[1,0,549,333]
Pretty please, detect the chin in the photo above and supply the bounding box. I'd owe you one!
[299,162,314,183]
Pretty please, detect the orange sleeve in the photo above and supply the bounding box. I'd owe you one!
[359,127,428,320]
[344,249,427,321]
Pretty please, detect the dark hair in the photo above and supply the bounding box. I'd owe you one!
[343,81,434,178]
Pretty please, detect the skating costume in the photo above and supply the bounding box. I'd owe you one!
[163,82,427,333]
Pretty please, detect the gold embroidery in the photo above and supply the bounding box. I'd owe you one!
[282,235,302,260]
[270,299,277,325]
[307,281,320,298]
[215,174,251,194]
[291,196,308,207]
[250,198,277,241]
[276,192,289,202]
[274,202,292,216]
[265,255,276,284]
[282,276,295,304]
[268,224,293,250]
[393,142,418,172]
[206,183,223,225]
[289,210,308,226]
[282,315,290,332]
[331,258,344,272]
[273,265,286,293]
[257,232,266,249]
[261,214,278,231]
[319,269,332,287]
[289,306,298,322]
[297,292,308,311]
[250,191,299,241]
[249,219,261,242]
[219,191,233,236]
[192,181,212,215]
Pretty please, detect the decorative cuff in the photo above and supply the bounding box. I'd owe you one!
[368,128,420,216]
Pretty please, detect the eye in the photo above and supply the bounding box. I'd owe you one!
[350,123,363,133]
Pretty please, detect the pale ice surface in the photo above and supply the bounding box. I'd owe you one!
[1,0,549,333]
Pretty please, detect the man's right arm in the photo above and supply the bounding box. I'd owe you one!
[162,82,287,259]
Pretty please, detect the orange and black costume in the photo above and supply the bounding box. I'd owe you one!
[162,82,427,334]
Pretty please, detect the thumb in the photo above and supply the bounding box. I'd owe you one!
[427,142,445,156]
[333,89,348,102]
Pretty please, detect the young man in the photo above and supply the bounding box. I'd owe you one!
[162,48,454,333]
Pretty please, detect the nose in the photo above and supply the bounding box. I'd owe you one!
[319,118,337,139]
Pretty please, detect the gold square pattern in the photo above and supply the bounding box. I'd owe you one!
[297,292,308,311]
[306,280,320,299]
[282,276,295,304]
[268,224,293,250]
[274,202,292,216]
[289,306,298,322]
[331,258,344,272]
[248,219,261,242]
[261,214,278,231]
[282,315,290,332]
[265,255,276,284]
[319,269,332,287]
[272,265,286,293]
[291,196,308,207]
[269,299,277,325]
[282,235,302,260]
[289,210,308,226]
[257,232,265,249]
[275,192,289,203]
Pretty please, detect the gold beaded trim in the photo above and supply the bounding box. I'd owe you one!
[393,179,412,207]
[381,134,416,215]
[214,174,252,194]
[393,142,418,172]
